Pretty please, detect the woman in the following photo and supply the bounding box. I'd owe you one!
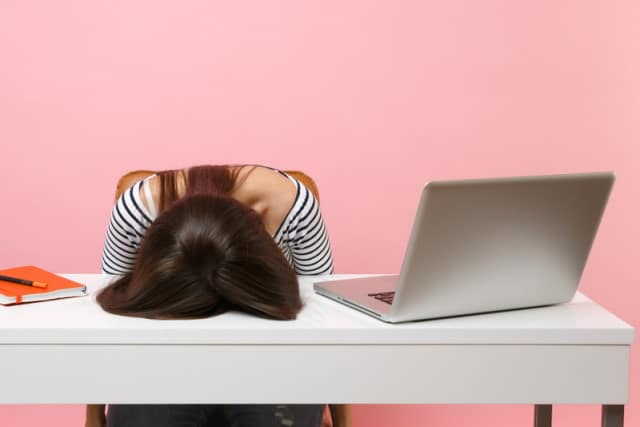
[87,164,334,427]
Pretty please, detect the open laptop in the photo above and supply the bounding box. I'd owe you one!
[314,172,615,323]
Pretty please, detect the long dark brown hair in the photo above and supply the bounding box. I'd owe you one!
[157,164,249,212]
[97,165,302,320]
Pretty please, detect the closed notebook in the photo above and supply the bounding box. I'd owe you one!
[0,266,87,305]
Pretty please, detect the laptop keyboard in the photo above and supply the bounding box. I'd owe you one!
[368,291,395,304]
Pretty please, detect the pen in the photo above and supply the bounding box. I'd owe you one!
[0,274,47,288]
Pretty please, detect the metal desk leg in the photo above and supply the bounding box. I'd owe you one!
[534,405,552,427]
[602,405,624,427]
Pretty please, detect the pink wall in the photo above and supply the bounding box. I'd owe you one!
[1,1,638,426]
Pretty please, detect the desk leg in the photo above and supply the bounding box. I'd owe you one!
[534,404,552,427]
[602,405,624,427]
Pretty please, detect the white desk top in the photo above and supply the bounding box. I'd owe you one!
[0,274,633,346]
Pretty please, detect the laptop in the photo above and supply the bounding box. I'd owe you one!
[314,172,615,323]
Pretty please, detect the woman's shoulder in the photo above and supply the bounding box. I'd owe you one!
[233,166,297,235]
[115,174,158,220]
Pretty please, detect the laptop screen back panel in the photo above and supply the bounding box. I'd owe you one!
[389,173,614,322]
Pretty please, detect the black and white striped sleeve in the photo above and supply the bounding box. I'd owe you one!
[100,180,153,274]
[284,182,334,275]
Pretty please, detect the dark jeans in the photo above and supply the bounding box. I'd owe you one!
[107,404,324,427]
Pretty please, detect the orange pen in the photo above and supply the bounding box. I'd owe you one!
[0,274,47,288]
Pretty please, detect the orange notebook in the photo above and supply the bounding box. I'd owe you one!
[0,266,87,305]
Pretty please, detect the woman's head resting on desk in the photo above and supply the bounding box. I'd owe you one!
[96,166,302,320]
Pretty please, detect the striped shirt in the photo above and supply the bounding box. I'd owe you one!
[101,171,334,276]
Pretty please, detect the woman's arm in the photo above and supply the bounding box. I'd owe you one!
[287,185,334,275]
[101,180,153,274]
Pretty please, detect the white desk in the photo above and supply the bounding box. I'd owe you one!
[0,274,634,427]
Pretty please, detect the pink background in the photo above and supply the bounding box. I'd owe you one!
[1,1,638,426]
